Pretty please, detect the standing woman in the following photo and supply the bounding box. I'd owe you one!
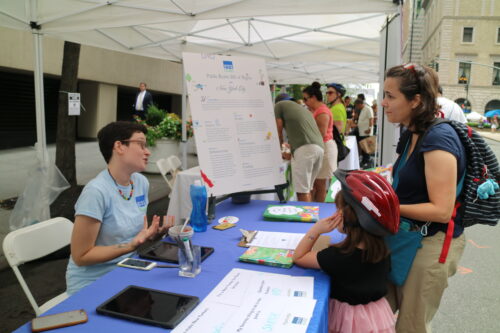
[326,83,347,135]
[303,82,337,202]
[382,64,466,332]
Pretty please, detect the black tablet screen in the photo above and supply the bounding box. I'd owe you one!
[97,286,199,328]
[145,242,178,261]
[140,242,214,263]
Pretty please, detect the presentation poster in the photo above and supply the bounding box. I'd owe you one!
[183,53,285,196]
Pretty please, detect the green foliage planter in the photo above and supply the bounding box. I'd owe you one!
[137,105,193,173]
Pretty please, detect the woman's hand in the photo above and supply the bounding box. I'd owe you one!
[158,215,175,235]
[131,215,160,249]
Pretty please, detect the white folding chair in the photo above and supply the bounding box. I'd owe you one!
[3,217,73,316]
[156,155,182,194]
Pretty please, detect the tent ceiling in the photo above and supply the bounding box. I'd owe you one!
[1,0,398,84]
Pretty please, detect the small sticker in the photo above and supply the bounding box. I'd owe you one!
[218,216,239,224]
[135,194,147,212]
[361,196,381,217]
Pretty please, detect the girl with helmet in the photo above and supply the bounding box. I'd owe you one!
[326,83,347,135]
[302,82,338,202]
[382,63,466,332]
[293,169,399,333]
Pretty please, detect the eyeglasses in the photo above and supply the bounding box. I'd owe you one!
[326,91,335,95]
[121,140,148,149]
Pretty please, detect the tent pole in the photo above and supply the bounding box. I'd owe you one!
[33,31,47,166]
[181,66,187,170]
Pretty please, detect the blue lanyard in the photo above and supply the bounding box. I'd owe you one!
[392,140,410,191]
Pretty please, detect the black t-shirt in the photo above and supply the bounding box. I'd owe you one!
[317,246,390,305]
[346,105,354,119]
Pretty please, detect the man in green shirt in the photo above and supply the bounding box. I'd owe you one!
[274,94,324,202]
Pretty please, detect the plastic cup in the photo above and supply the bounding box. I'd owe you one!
[168,225,194,247]
[168,225,200,277]
[178,245,201,278]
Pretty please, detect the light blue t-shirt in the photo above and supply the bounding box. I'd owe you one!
[66,170,149,295]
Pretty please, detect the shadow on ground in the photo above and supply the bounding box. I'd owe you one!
[0,195,169,333]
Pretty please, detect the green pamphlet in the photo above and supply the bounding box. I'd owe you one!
[239,246,294,268]
[262,205,319,222]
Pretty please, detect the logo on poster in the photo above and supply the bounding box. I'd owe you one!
[223,60,234,72]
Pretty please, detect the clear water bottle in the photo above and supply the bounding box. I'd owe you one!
[190,180,208,232]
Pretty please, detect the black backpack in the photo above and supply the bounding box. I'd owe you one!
[418,119,500,227]
[333,126,350,163]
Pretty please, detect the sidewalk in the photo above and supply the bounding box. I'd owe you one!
[476,129,500,142]
[0,141,198,269]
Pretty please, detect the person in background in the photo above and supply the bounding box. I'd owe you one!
[491,115,499,133]
[357,93,366,103]
[436,86,467,123]
[133,82,153,120]
[372,100,378,135]
[382,63,466,332]
[66,121,173,295]
[303,82,337,202]
[326,83,347,135]
[344,96,354,119]
[354,99,375,168]
[344,96,355,134]
[274,93,324,202]
[293,170,399,333]
[296,99,307,108]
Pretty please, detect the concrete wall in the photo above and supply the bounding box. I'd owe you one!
[0,26,183,137]
[78,82,118,138]
[0,26,183,94]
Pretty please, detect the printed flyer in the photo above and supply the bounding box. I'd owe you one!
[183,53,284,196]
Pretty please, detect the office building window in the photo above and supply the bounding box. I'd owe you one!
[462,27,473,43]
[458,62,471,84]
[497,27,500,43]
[493,62,500,86]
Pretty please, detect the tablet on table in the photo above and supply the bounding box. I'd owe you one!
[96,285,199,329]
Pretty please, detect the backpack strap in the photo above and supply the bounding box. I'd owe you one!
[417,119,467,264]
[439,202,459,263]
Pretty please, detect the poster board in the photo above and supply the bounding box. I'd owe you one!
[182,53,285,196]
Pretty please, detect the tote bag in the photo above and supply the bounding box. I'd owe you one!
[386,140,424,286]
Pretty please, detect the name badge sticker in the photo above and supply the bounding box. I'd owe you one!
[135,195,147,211]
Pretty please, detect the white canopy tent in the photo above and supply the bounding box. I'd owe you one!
[0,0,401,161]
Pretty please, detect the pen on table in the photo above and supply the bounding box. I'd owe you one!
[156,264,179,268]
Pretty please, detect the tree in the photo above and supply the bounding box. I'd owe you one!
[55,41,81,186]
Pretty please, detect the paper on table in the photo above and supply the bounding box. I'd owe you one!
[172,295,316,333]
[247,231,305,250]
[204,268,314,307]
[171,300,237,333]
[222,294,316,333]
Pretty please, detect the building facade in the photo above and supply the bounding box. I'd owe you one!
[0,26,184,149]
[403,0,500,115]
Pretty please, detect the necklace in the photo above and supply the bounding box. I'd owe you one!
[108,169,134,200]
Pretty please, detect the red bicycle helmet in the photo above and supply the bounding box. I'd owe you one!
[334,169,400,236]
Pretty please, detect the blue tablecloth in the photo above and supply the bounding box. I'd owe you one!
[15,200,343,333]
